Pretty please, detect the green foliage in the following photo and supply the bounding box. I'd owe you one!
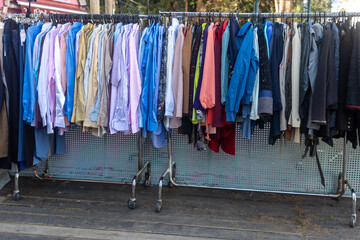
[114,0,332,15]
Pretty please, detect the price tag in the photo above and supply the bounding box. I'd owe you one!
[20,29,26,46]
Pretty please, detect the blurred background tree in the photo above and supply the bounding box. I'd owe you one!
[99,0,333,15]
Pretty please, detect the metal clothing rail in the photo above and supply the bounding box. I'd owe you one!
[155,11,359,228]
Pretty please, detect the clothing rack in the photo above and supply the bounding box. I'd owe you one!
[154,11,358,229]
[4,10,358,228]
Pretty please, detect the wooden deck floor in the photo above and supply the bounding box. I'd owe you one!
[0,177,358,239]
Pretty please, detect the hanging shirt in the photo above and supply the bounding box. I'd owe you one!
[200,22,215,110]
[191,23,207,124]
[65,22,83,122]
[112,23,133,133]
[193,24,209,112]
[83,25,102,108]
[221,22,230,105]
[23,22,43,125]
[169,24,185,129]
[278,24,290,130]
[137,27,148,130]
[90,24,108,124]
[128,24,142,134]
[151,24,166,148]
[54,23,71,132]
[288,22,301,143]
[83,25,104,130]
[250,25,260,121]
[97,24,113,129]
[109,26,125,134]
[38,26,55,133]
[75,25,83,65]
[71,23,94,125]
[164,18,179,129]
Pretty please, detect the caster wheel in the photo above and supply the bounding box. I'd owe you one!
[350,216,356,228]
[128,199,136,210]
[144,173,151,187]
[13,192,20,201]
[155,201,162,213]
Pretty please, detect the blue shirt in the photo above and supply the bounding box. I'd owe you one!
[138,27,149,129]
[151,25,166,148]
[113,22,123,47]
[23,22,43,124]
[65,22,83,121]
[225,22,259,122]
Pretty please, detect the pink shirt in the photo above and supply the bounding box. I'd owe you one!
[48,24,62,129]
[200,22,216,110]
[169,24,185,129]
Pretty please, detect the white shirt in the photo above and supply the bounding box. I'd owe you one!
[37,26,55,134]
[250,26,260,121]
[164,18,179,129]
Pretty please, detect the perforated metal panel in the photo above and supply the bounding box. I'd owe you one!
[42,125,358,197]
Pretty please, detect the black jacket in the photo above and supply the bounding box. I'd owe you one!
[346,22,360,110]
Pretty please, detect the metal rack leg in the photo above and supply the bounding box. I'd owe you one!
[128,134,151,210]
[128,161,151,209]
[13,172,20,201]
[347,182,357,228]
[156,168,170,213]
[338,132,357,227]
[156,132,175,212]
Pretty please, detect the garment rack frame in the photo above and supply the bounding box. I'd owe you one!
[4,10,359,228]
[155,10,360,229]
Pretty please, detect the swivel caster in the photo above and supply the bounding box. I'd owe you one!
[155,201,162,213]
[350,215,356,228]
[128,199,136,210]
[13,191,20,201]
[144,172,151,187]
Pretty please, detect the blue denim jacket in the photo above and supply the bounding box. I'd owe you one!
[225,22,259,122]
[22,22,43,124]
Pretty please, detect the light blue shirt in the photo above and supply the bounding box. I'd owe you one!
[151,24,166,148]
[114,22,123,47]
[138,27,149,129]
[65,21,83,121]
[221,23,230,104]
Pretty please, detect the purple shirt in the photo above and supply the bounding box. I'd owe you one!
[109,26,125,134]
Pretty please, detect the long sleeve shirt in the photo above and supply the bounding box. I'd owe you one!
[23,22,43,125]
[199,23,215,110]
